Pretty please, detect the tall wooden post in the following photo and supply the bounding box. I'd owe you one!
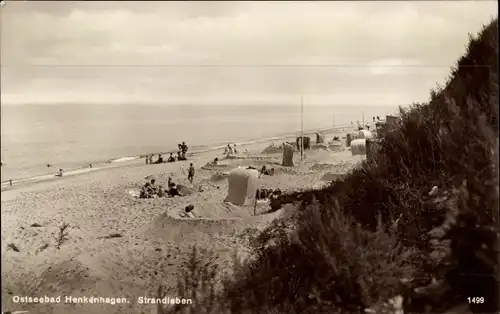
[301,96,304,160]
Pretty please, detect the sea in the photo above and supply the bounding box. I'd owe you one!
[0,104,398,182]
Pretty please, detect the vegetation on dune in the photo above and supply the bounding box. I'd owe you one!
[160,18,499,314]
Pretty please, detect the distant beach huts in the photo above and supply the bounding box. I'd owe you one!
[386,115,398,128]
[358,129,373,139]
[316,132,325,144]
[296,136,311,150]
[346,133,362,147]
[346,127,374,147]
[282,142,295,166]
[350,139,367,156]
[374,115,399,138]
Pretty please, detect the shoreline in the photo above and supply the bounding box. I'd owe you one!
[1,123,354,190]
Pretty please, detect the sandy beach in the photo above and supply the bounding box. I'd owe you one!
[1,127,364,314]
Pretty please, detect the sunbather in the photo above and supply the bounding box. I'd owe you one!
[157,185,164,197]
[141,182,152,198]
[55,169,64,177]
[260,165,274,176]
[149,179,158,195]
[168,183,180,197]
[179,205,195,218]
[167,153,175,162]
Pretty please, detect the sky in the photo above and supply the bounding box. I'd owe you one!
[0,1,497,106]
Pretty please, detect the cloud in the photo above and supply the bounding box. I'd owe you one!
[1,1,497,105]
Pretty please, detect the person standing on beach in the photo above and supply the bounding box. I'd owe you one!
[9,179,12,186]
[145,156,149,164]
[188,163,195,183]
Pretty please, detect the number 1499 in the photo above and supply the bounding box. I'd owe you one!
[467,297,484,304]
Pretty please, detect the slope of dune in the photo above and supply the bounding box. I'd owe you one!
[175,18,499,314]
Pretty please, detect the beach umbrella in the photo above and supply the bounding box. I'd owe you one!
[144,175,156,181]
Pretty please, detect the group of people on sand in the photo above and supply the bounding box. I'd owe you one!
[246,165,275,176]
[224,144,238,155]
[256,187,282,201]
[140,177,179,199]
[177,142,189,160]
[145,142,189,165]
[139,163,195,199]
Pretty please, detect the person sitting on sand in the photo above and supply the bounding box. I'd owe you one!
[177,150,187,161]
[55,169,64,177]
[149,179,158,195]
[260,165,275,176]
[269,188,282,201]
[141,182,152,198]
[167,153,175,163]
[156,154,164,164]
[188,163,195,183]
[179,205,195,218]
[212,157,219,165]
[168,177,174,188]
[157,185,164,197]
[47,163,52,168]
[168,183,180,197]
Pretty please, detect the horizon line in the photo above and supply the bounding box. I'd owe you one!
[0,102,407,107]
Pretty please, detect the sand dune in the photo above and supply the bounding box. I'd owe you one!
[1,127,359,314]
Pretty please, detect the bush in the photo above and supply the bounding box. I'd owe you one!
[165,18,499,314]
